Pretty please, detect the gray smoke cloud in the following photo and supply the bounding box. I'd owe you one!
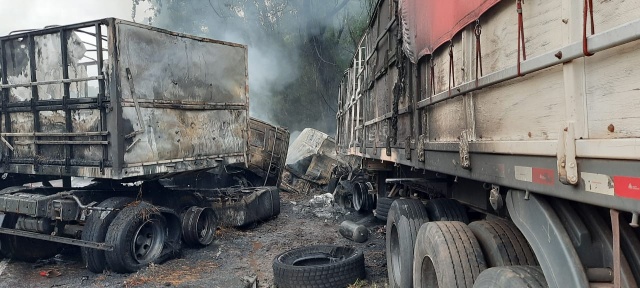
[134,0,373,133]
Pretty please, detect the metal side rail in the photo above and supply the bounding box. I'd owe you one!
[0,227,113,251]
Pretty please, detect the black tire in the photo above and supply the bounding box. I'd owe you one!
[413,221,487,288]
[81,197,133,273]
[425,198,469,223]
[375,196,393,221]
[105,202,167,273]
[472,266,547,288]
[386,199,429,288]
[272,245,365,288]
[468,219,537,267]
[0,214,62,262]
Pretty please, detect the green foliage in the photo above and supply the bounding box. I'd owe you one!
[132,0,375,134]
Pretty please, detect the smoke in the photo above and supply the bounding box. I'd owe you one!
[133,0,373,133]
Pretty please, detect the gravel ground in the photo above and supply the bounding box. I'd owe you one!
[0,192,389,288]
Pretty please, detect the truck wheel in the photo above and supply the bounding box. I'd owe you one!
[425,198,469,223]
[472,266,547,288]
[386,199,429,288]
[81,197,133,273]
[413,221,486,288]
[105,202,167,273]
[0,214,61,262]
[468,218,537,267]
[375,196,393,221]
[272,245,365,288]
[181,206,217,247]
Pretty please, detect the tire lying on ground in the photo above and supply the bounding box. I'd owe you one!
[375,196,393,221]
[272,245,365,288]
[472,266,548,288]
[468,218,537,267]
[413,221,487,288]
[425,198,469,223]
[386,199,429,288]
[105,201,167,273]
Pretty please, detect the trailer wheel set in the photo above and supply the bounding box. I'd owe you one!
[382,198,545,288]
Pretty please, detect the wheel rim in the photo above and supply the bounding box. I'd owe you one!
[195,210,215,244]
[420,255,438,288]
[132,218,165,264]
[390,223,402,283]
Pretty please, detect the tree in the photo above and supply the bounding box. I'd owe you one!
[132,0,376,134]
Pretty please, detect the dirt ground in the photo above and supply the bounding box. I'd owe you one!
[0,191,389,288]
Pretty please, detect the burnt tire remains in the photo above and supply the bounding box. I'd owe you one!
[375,196,393,221]
[468,218,537,267]
[181,206,217,247]
[425,198,469,223]
[105,202,167,273]
[272,245,365,288]
[81,197,134,273]
[472,266,547,288]
[386,199,429,288]
[413,221,487,288]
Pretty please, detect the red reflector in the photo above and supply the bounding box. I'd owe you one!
[532,168,555,186]
[614,176,640,199]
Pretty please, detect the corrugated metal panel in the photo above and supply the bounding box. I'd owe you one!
[400,0,500,62]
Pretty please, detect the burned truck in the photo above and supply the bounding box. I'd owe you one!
[0,18,288,273]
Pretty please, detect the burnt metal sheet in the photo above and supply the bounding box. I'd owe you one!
[0,19,249,179]
[247,118,289,186]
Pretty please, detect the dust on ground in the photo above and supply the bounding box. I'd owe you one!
[0,191,388,288]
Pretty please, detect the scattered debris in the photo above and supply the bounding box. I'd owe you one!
[309,193,334,208]
[241,275,258,288]
[32,254,73,269]
[280,129,357,195]
[39,269,62,278]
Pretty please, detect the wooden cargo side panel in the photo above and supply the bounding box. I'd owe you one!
[479,0,562,75]
[585,40,640,139]
[427,98,465,142]
[431,36,463,95]
[592,0,640,32]
[474,66,565,141]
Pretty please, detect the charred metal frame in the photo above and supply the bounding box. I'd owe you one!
[1,19,250,179]
[0,19,112,173]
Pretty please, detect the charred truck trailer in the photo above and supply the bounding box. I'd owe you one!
[0,19,288,273]
[337,0,640,287]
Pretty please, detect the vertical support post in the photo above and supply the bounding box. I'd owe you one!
[106,20,124,178]
[561,0,589,139]
[62,176,71,188]
[0,40,11,169]
[95,23,107,174]
[28,34,41,172]
[610,209,621,288]
[60,29,72,174]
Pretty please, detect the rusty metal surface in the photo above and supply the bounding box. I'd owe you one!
[0,19,249,179]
